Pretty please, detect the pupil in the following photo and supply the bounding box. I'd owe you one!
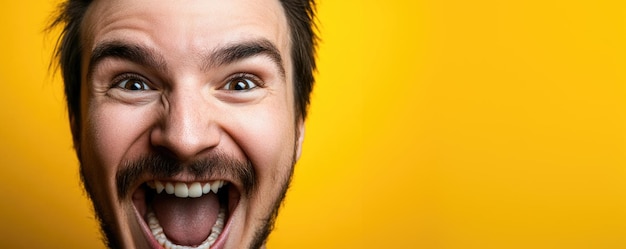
[235,81,246,90]
[130,81,142,90]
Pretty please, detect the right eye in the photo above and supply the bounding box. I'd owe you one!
[115,75,152,91]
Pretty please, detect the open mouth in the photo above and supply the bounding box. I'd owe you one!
[132,179,240,249]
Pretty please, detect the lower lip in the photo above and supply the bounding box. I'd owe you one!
[209,219,229,249]
[132,204,232,249]
[132,206,163,249]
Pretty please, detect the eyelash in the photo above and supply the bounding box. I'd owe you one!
[111,73,152,90]
[109,72,264,91]
[223,73,264,91]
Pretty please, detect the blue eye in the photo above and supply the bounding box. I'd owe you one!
[117,78,152,91]
[223,77,259,91]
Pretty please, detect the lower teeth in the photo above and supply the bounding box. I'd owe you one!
[147,208,226,249]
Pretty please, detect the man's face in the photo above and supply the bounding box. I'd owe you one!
[76,0,303,248]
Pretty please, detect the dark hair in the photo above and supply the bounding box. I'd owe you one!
[49,0,317,139]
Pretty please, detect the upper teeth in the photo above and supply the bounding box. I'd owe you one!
[147,180,225,198]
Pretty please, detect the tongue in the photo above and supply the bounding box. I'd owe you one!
[152,193,219,246]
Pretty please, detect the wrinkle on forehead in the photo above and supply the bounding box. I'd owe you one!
[81,0,290,70]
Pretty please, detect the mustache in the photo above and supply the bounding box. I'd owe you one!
[115,151,256,200]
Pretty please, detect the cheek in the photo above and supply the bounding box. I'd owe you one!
[229,101,296,178]
[83,102,157,174]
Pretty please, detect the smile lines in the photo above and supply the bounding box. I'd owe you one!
[147,180,226,198]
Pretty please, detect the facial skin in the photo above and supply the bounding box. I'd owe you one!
[75,0,304,248]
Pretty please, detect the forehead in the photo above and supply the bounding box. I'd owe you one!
[81,0,290,67]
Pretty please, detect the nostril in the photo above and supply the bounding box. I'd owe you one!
[150,136,221,163]
[149,118,221,161]
[152,145,179,161]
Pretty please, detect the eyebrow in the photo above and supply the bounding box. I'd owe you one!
[88,41,167,80]
[88,38,285,81]
[207,39,285,78]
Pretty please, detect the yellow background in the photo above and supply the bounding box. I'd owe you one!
[1,0,625,248]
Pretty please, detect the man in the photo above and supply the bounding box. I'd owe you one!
[49,0,317,248]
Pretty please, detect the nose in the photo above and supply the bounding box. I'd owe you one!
[150,87,220,161]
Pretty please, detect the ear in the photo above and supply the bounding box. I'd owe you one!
[295,118,305,161]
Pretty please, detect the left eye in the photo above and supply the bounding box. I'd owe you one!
[117,78,152,91]
[223,77,258,91]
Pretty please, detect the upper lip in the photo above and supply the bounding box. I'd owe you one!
[128,173,240,222]
[130,174,242,198]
